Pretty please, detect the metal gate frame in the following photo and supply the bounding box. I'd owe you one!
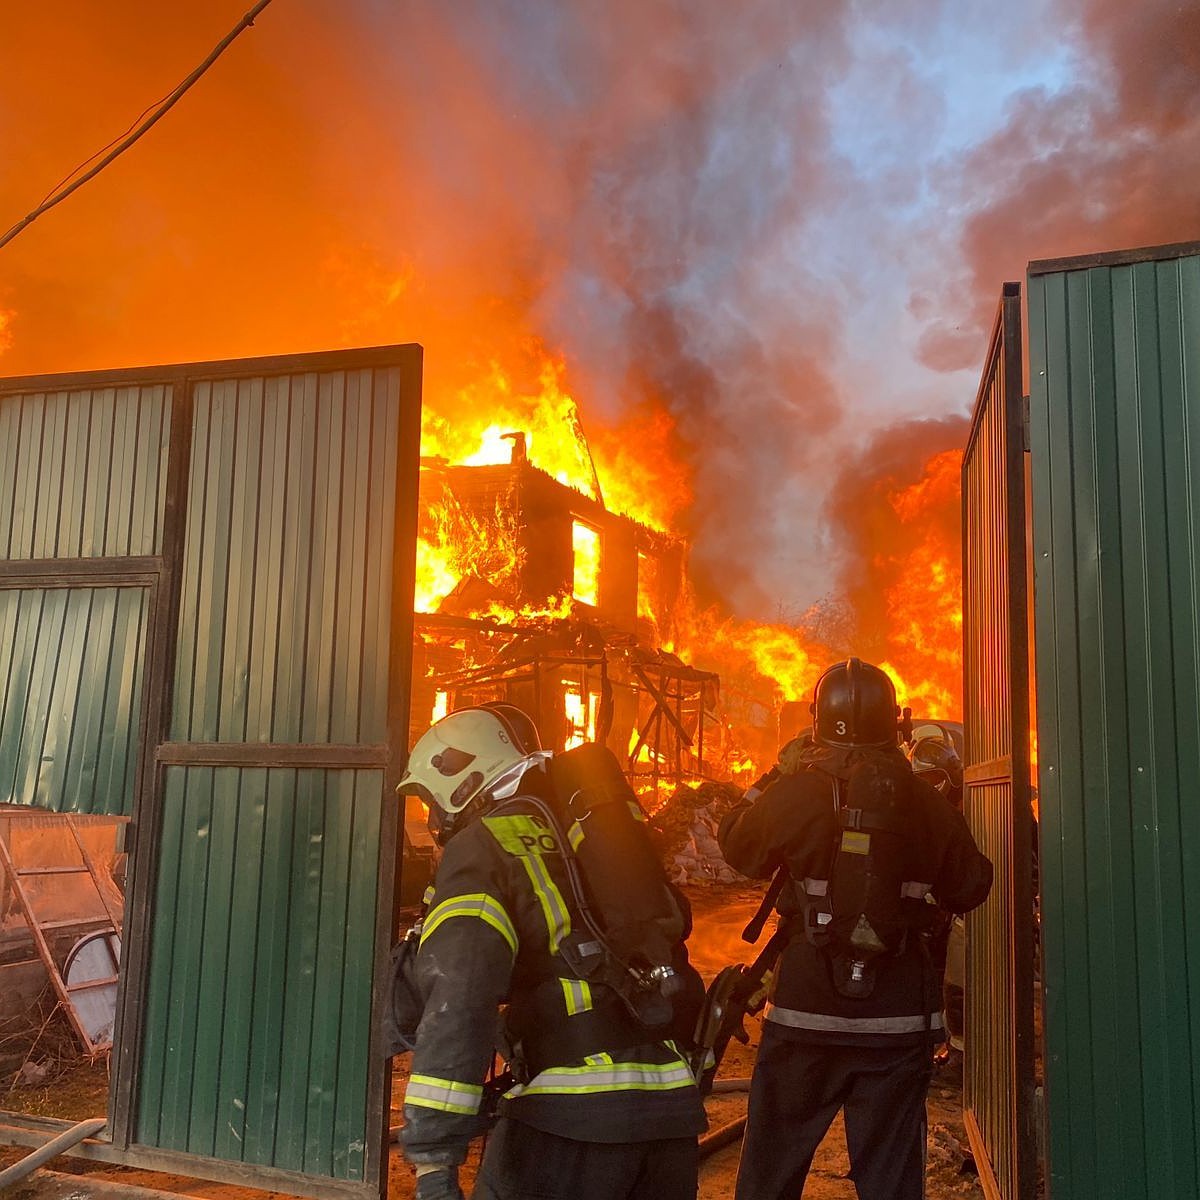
[0,345,422,1199]
[961,283,1037,1200]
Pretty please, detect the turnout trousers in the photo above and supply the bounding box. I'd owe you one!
[735,1023,932,1200]
[473,1118,699,1200]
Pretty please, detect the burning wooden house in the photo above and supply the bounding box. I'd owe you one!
[412,434,722,802]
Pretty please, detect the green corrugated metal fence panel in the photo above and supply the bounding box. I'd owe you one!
[0,384,171,559]
[1030,247,1200,1200]
[0,586,148,813]
[172,369,399,743]
[137,768,381,1178]
[135,358,413,1189]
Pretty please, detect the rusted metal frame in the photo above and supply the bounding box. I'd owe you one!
[154,743,389,768]
[961,285,1036,1200]
[371,347,424,1197]
[109,380,193,1148]
[0,1115,377,1199]
[0,830,101,1055]
[965,314,1009,1191]
[0,343,423,399]
[0,557,161,585]
[963,1110,1005,1200]
[67,813,125,932]
[1027,238,1200,277]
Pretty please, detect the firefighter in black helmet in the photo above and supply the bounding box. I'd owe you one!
[718,659,992,1200]
[394,704,705,1200]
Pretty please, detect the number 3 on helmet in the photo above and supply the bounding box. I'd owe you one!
[810,658,901,749]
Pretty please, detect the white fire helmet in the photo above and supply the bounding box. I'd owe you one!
[397,704,547,844]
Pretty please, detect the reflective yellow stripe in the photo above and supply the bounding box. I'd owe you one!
[567,820,585,851]
[421,893,518,956]
[509,1058,696,1096]
[583,1051,611,1066]
[626,800,646,823]
[520,853,571,953]
[483,813,560,856]
[406,1074,484,1115]
[421,884,436,906]
[560,977,594,1015]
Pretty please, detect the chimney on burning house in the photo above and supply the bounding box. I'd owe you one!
[501,431,528,465]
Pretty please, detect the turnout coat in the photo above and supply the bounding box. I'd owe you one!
[719,746,993,1047]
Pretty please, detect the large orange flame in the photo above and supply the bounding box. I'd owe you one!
[877,448,962,719]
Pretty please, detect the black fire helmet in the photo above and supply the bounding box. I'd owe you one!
[810,657,900,749]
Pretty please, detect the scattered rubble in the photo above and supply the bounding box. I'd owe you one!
[649,781,748,885]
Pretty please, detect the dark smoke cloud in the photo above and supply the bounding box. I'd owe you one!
[0,0,1193,631]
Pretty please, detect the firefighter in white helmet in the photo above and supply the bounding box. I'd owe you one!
[393,704,705,1200]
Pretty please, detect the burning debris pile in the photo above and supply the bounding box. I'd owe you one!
[648,780,747,886]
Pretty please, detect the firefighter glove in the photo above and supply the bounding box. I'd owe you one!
[414,1165,463,1200]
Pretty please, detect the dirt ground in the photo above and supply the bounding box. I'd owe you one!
[1,884,983,1199]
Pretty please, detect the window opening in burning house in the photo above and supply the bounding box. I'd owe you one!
[572,520,601,607]
[564,683,599,749]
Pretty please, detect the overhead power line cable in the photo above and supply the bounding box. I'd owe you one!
[0,0,276,253]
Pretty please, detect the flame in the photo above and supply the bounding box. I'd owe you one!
[877,448,963,718]
[0,309,12,357]
[669,608,825,704]
[420,351,686,533]
[572,521,601,606]
[564,685,598,750]
[411,347,963,782]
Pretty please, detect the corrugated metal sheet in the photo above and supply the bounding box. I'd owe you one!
[137,767,381,1178]
[1030,246,1200,1200]
[0,345,420,1196]
[0,384,171,559]
[172,369,399,744]
[128,354,417,1193]
[961,284,1036,1200]
[0,586,147,814]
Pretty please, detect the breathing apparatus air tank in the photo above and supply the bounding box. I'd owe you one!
[546,742,686,1028]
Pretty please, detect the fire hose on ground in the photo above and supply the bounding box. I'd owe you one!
[0,1116,107,1190]
[698,1076,751,1163]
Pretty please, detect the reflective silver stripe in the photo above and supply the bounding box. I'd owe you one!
[804,878,828,896]
[406,1074,484,1115]
[901,881,932,898]
[560,977,593,1015]
[766,1003,944,1034]
[508,1058,696,1096]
